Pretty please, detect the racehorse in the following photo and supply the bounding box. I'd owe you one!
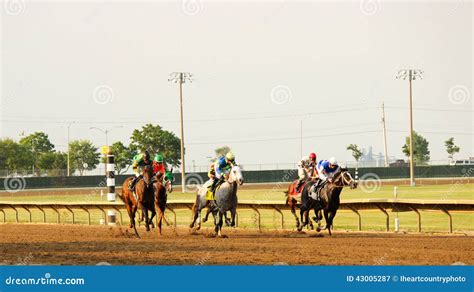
[297,168,357,235]
[285,168,319,229]
[153,171,173,236]
[189,165,244,236]
[118,165,156,238]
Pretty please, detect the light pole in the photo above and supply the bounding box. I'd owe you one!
[67,121,75,176]
[381,103,389,167]
[168,72,193,192]
[89,126,123,147]
[90,126,123,175]
[396,69,423,187]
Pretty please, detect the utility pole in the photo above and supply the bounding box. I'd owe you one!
[67,121,75,176]
[169,72,193,192]
[300,119,303,158]
[381,102,389,167]
[396,69,423,187]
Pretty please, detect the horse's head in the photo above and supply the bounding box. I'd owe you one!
[333,168,358,189]
[228,165,244,185]
[163,170,174,193]
[142,165,154,188]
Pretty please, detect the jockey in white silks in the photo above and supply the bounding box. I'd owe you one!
[296,152,318,192]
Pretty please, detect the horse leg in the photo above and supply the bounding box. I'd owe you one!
[189,205,199,229]
[149,207,156,229]
[217,211,224,237]
[290,200,300,229]
[305,210,313,230]
[323,209,331,235]
[230,208,237,227]
[156,205,163,236]
[138,203,150,232]
[225,212,232,227]
[131,204,140,238]
[328,209,337,235]
[297,206,307,231]
[203,206,211,223]
[314,208,322,232]
[125,201,134,229]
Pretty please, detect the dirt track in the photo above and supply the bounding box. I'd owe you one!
[0,224,472,265]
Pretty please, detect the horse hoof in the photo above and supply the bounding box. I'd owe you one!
[316,227,321,232]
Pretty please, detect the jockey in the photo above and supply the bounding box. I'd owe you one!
[210,152,236,193]
[315,157,340,187]
[152,154,166,177]
[129,150,152,191]
[296,152,318,192]
[202,163,216,189]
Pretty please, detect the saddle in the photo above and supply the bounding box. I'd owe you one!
[309,180,326,201]
[205,181,223,201]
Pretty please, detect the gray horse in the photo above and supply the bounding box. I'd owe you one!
[189,165,244,236]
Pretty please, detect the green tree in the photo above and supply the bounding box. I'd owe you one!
[104,141,133,174]
[19,132,55,172]
[402,131,430,165]
[130,124,181,167]
[444,137,460,161]
[346,144,363,164]
[0,138,32,172]
[69,140,100,176]
[214,146,231,158]
[37,151,69,176]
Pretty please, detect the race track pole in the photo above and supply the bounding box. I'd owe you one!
[106,154,116,225]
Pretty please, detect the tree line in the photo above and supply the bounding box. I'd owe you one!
[0,124,181,176]
[346,132,462,165]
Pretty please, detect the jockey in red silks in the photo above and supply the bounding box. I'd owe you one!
[295,152,318,192]
[152,154,166,176]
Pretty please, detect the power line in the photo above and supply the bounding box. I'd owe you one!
[0,106,378,125]
[187,130,380,145]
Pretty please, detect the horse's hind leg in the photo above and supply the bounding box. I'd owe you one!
[189,206,199,229]
[290,200,300,229]
[230,208,237,227]
[203,206,211,223]
[224,212,232,227]
[156,205,164,236]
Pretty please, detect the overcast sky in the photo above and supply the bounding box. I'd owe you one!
[1,0,472,169]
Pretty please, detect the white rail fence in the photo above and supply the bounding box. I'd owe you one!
[0,199,472,233]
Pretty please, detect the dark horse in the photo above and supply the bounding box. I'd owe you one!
[284,168,318,229]
[153,171,173,235]
[297,168,357,235]
[118,165,156,238]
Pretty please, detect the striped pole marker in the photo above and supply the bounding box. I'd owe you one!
[106,154,116,225]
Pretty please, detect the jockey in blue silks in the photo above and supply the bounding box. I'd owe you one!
[312,157,340,194]
[210,152,236,193]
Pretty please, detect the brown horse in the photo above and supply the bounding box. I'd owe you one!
[118,165,156,238]
[284,168,318,229]
[153,171,173,235]
[297,168,357,235]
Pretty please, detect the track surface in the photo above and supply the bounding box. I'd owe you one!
[1,224,472,265]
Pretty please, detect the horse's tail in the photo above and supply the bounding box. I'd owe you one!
[116,191,125,202]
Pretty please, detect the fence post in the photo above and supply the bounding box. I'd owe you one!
[106,151,117,226]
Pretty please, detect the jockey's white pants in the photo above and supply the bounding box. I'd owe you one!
[298,167,305,180]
